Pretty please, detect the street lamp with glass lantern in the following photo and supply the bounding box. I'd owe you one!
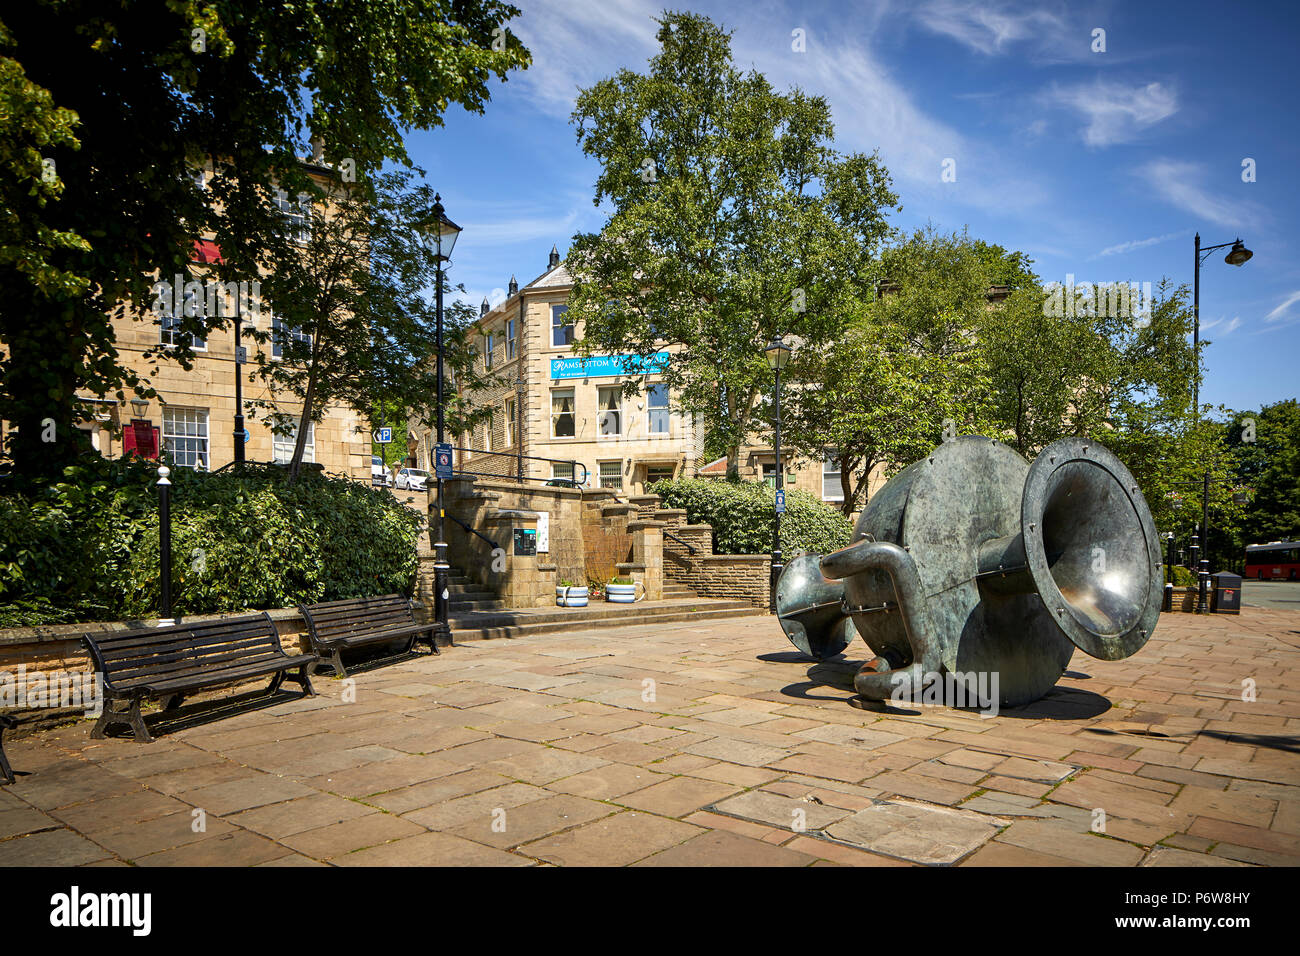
[765,335,792,613]
[1191,233,1252,611]
[418,194,462,647]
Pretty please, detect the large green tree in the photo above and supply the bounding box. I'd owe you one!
[246,168,498,482]
[564,11,898,476]
[0,0,528,482]
[783,227,997,515]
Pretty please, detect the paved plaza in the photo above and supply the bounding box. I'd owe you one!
[1,607,1297,867]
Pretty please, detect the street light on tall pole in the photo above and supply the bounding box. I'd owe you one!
[765,335,792,613]
[1191,233,1252,611]
[419,194,462,647]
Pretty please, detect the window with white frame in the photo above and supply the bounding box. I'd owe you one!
[485,409,495,451]
[552,462,575,482]
[551,305,574,347]
[598,460,623,490]
[647,383,669,434]
[506,318,517,360]
[271,310,311,359]
[162,407,209,470]
[272,421,314,464]
[484,332,494,371]
[159,289,207,350]
[274,188,312,244]
[762,462,777,488]
[822,451,843,502]
[597,386,622,436]
[551,388,575,437]
[505,397,516,447]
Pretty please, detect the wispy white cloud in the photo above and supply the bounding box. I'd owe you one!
[1093,231,1184,258]
[512,0,661,117]
[911,0,1066,56]
[1264,290,1300,323]
[1201,315,1242,336]
[1136,159,1256,229]
[1041,79,1178,147]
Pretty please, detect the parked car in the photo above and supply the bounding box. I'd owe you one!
[371,455,389,485]
[545,477,583,489]
[395,467,430,491]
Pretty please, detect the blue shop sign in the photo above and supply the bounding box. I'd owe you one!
[551,352,670,380]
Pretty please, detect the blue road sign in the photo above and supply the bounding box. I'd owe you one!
[374,427,393,444]
[434,442,453,480]
[774,489,786,514]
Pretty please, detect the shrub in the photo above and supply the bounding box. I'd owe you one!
[1163,565,1198,587]
[648,477,852,557]
[0,457,422,624]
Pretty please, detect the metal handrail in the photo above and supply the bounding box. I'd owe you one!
[663,528,698,555]
[449,446,589,486]
[446,514,499,552]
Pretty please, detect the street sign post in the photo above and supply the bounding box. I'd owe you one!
[373,427,393,444]
[434,442,453,480]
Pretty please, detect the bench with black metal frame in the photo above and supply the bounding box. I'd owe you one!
[82,612,317,743]
[0,714,15,784]
[298,594,437,678]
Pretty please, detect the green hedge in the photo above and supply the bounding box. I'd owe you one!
[648,477,852,557]
[0,458,423,626]
[1162,565,1198,587]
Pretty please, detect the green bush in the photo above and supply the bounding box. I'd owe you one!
[649,477,852,557]
[0,457,423,624]
[1163,565,1198,587]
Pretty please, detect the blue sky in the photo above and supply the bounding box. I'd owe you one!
[406,0,1299,413]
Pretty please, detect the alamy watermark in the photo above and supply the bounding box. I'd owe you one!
[890,669,1000,717]
[149,275,261,319]
[1043,275,1152,322]
[0,666,103,717]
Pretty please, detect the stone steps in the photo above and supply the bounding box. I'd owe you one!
[448,598,766,641]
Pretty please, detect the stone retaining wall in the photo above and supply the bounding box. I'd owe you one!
[0,609,312,734]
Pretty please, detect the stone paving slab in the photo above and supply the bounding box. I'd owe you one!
[1,606,1297,866]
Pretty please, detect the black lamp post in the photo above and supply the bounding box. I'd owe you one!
[233,310,246,464]
[1192,234,1252,611]
[420,194,462,647]
[765,335,792,613]
[156,465,174,626]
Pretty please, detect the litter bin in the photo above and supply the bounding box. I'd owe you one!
[1210,571,1242,614]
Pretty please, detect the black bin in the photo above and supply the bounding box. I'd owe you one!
[1210,571,1242,614]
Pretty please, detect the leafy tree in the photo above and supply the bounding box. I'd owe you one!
[783,227,997,515]
[565,11,898,477]
[0,0,529,482]
[245,168,497,482]
[1227,399,1300,549]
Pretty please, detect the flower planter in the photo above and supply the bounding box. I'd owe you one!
[556,585,588,607]
[606,582,638,604]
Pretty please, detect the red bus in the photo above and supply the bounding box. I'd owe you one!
[1244,542,1300,580]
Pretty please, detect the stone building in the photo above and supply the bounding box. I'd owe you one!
[48,161,371,479]
[407,245,871,506]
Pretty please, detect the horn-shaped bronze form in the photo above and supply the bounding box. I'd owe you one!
[775,436,1162,706]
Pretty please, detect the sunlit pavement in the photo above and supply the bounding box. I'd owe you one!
[1242,579,1300,611]
[1,606,1297,866]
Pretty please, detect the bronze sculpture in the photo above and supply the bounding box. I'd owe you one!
[776,435,1162,706]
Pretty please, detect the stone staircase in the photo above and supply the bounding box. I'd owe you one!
[436,566,764,641]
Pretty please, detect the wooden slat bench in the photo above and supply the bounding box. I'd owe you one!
[0,714,15,784]
[298,594,436,677]
[82,612,317,743]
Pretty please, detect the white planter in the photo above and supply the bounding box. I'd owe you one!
[556,585,588,607]
[606,582,638,603]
